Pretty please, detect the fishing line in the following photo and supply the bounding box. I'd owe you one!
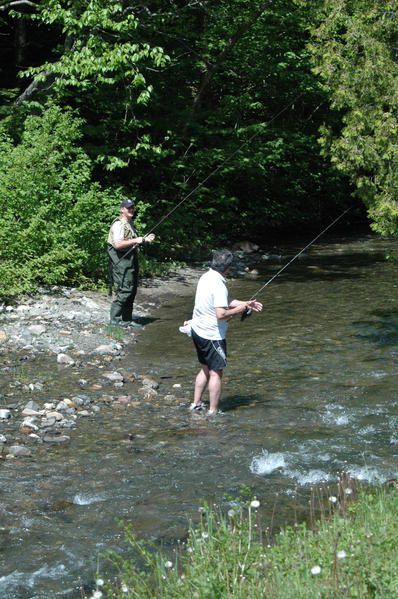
[114,90,305,266]
[240,206,352,320]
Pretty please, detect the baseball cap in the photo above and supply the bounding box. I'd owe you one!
[120,200,135,209]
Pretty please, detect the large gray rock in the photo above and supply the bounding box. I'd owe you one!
[8,445,32,457]
[57,353,75,366]
[28,324,46,336]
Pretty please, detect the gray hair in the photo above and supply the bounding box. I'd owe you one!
[210,249,234,273]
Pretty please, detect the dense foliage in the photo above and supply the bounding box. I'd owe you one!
[310,0,398,237]
[4,0,396,296]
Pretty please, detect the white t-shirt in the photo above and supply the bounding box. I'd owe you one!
[191,269,229,340]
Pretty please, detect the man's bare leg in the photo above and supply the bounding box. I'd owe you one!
[208,369,222,414]
[193,365,209,406]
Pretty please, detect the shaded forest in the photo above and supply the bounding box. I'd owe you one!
[0,0,396,296]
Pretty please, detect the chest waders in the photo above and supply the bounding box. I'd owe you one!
[107,219,140,324]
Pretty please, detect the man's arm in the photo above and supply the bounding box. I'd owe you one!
[215,299,263,320]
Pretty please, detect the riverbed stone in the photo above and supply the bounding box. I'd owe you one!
[8,445,32,457]
[56,401,69,412]
[0,409,11,420]
[46,411,64,421]
[57,353,75,366]
[142,377,159,390]
[93,344,117,355]
[43,434,70,444]
[28,324,46,336]
[23,400,41,413]
[0,434,7,443]
[0,331,8,344]
[103,371,124,382]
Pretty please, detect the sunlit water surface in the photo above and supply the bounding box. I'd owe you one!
[1,235,398,597]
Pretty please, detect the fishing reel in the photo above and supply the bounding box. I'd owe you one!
[240,307,252,322]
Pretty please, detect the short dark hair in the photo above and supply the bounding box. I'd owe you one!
[210,249,234,273]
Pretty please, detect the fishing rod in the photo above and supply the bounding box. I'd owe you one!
[241,206,352,321]
[113,90,306,267]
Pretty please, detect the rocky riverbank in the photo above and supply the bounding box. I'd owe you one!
[0,266,203,459]
[0,252,265,460]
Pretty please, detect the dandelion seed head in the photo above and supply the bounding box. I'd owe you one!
[344,488,353,495]
[250,499,260,508]
[91,592,103,599]
[337,550,347,560]
[201,532,209,539]
[121,583,129,594]
[329,496,337,504]
[228,509,235,518]
[165,560,173,568]
[311,565,321,575]
[96,579,104,587]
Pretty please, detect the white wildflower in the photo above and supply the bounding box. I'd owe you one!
[329,496,337,504]
[228,509,235,518]
[311,565,321,576]
[344,488,353,495]
[187,547,193,553]
[336,550,347,560]
[201,532,209,539]
[91,592,103,599]
[250,499,260,508]
[165,560,173,569]
[121,583,129,594]
[96,579,104,587]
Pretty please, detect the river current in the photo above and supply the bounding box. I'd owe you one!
[1,234,398,597]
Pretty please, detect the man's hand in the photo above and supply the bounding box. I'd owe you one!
[143,233,155,243]
[247,299,263,312]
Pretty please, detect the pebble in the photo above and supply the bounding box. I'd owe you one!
[93,344,117,355]
[8,445,32,457]
[28,324,46,336]
[103,371,124,382]
[0,331,8,344]
[0,409,11,420]
[142,377,159,390]
[0,434,7,443]
[43,434,70,444]
[57,353,75,366]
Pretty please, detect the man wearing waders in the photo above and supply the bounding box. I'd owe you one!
[107,200,155,327]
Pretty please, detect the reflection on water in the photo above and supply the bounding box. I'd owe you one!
[2,234,398,597]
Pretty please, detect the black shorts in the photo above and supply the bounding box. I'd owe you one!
[192,329,227,371]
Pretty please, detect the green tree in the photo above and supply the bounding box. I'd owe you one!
[0,104,122,297]
[310,0,398,236]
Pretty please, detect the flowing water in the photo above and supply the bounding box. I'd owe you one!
[1,234,398,597]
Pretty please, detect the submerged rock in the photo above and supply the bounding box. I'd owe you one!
[8,445,32,457]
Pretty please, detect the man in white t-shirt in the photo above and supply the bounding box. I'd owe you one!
[189,249,262,415]
[107,199,155,326]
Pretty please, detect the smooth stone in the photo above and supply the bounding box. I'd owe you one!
[8,445,32,457]
[117,395,132,404]
[24,399,41,411]
[41,417,57,427]
[57,353,75,366]
[43,434,70,444]
[22,408,42,417]
[0,331,8,344]
[0,434,7,443]
[56,401,68,412]
[103,371,124,382]
[142,378,159,389]
[79,410,90,416]
[0,409,11,420]
[44,402,55,410]
[93,344,117,355]
[46,411,64,421]
[28,324,46,336]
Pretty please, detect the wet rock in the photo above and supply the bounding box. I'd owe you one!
[20,417,39,433]
[103,371,124,382]
[8,445,32,457]
[79,410,90,416]
[23,400,41,413]
[142,377,159,390]
[41,416,57,428]
[117,395,132,404]
[57,353,75,366]
[93,344,118,355]
[43,434,70,444]
[0,434,7,443]
[44,402,55,410]
[232,241,259,254]
[0,409,11,420]
[138,387,158,398]
[28,324,46,336]
[46,411,64,421]
[56,401,69,412]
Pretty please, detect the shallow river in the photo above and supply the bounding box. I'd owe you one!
[1,235,398,597]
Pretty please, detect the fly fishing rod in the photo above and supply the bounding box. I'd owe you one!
[240,206,352,321]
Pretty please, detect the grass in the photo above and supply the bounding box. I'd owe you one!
[90,477,398,598]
